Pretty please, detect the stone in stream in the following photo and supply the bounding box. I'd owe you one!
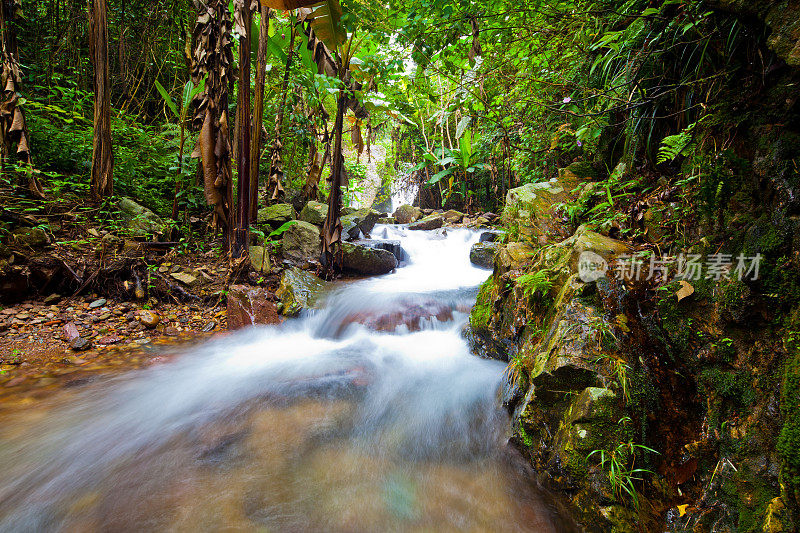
[89,298,107,309]
[351,239,405,263]
[70,337,92,352]
[63,321,80,341]
[282,220,321,264]
[341,243,397,276]
[299,201,328,226]
[139,310,161,329]
[393,204,423,224]
[408,214,444,231]
[227,285,282,330]
[339,298,453,335]
[442,209,464,224]
[479,230,506,243]
[470,242,500,269]
[275,267,328,316]
[341,209,381,241]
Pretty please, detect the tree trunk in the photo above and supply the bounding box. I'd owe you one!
[266,21,296,203]
[249,4,270,219]
[232,0,253,260]
[320,85,347,278]
[88,0,113,202]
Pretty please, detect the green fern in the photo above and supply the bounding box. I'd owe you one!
[516,271,553,297]
[657,122,697,164]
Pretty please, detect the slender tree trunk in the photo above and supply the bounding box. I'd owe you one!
[320,84,347,278]
[249,4,270,219]
[232,0,252,260]
[88,0,113,202]
[266,21,296,203]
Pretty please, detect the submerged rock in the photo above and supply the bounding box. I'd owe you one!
[276,267,328,316]
[340,298,453,334]
[227,285,282,329]
[341,243,397,275]
[470,242,500,269]
[282,220,321,264]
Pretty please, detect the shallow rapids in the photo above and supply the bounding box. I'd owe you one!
[0,225,577,532]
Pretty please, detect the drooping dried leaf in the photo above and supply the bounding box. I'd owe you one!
[676,280,694,302]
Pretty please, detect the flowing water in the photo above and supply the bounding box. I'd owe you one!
[0,226,577,532]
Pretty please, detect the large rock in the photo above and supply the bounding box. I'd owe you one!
[340,298,453,334]
[341,209,381,241]
[282,220,321,264]
[249,245,270,273]
[470,242,500,269]
[10,227,48,247]
[442,209,464,224]
[503,164,592,242]
[351,239,405,263]
[276,267,328,316]
[342,242,398,276]
[299,201,328,226]
[393,204,423,224]
[709,0,800,66]
[257,203,295,228]
[118,197,167,237]
[408,214,444,231]
[227,285,282,329]
[557,225,632,277]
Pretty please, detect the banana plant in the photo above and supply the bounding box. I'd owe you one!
[154,77,206,221]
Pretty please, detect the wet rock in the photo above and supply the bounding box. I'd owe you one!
[393,204,423,224]
[408,214,444,231]
[299,201,328,226]
[164,326,180,337]
[442,209,464,224]
[341,209,381,240]
[95,233,122,257]
[62,321,80,341]
[276,267,328,316]
[226,285,282,329]
[202,320,217,333]
[352,239,405,263]
[171,272,200,288]
[89,298,107,309]
[496,242,536,273]
[479,230,505,243]
[558,225,632,275]
[139,310,161,329]
[249,245,270,273]
[11,227,48,247]
[282,220,321,264]
[71,337,92,352]
[118,197,167,237]
[502,166,590,241]
[341,243,398,276]
[257,203,296,228]
[377,216,396,225]
[470,242,500,269]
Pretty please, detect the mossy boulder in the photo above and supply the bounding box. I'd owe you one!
[393,204,423,224]
[341,242,398,275]
[118,197,167,237]
[442,209,464,224]
[249,245,270,273]
[470,242,499,269]
[275,267,328,316]
[409,214,444,231]
[257,203,296,228]
[281,220,321,264]
[299,201,328,226]
[502,167,590,241]
[10,227,49,247]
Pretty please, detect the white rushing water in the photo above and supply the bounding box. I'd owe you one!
[0,225,575,532]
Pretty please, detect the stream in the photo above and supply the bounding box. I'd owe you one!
[0,226,578,532]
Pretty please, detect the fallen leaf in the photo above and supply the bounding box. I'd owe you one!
[676,281,694,302]
[677,504,689,517]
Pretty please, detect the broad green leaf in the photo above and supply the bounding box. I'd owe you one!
[154,80,179,119]
[428,167,455,185]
